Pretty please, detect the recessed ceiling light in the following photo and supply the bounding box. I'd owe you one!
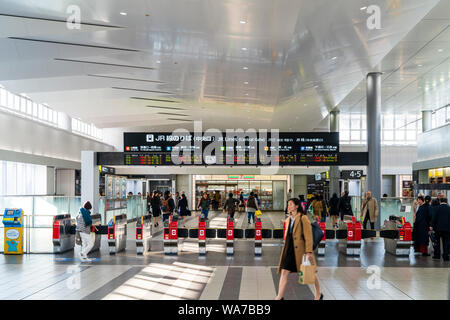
[438,49,444,52]
[241,47,248,51]
[360,6,367,10]
[245,93,249,96]
[331,56,337,60]
[418,64,423,67]
[240,20,246,24]
[243,67,248,70]
[120,12,127,16]
[244,81,248,84]
[156,60,161,64]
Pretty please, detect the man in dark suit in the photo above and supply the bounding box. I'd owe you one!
[430,197,450,261]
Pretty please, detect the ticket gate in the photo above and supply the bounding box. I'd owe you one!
[337,216,362,256]
[89,214,103,252]
[254,218,262,256]
[226,216,234,256]
[381,216,412,256]
[317,222,326,256]
[2,208,24,255]
[52,214,76,253]
[198,216,206,256]
[108,214,127,254]
[163,215,179,255]
[136,215,152,255]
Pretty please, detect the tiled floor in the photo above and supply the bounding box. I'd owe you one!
[0,211,449,300]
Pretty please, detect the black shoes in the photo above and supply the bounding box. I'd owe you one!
[432,256,440,260]
[422,253,430,257]
[320,293,323,300]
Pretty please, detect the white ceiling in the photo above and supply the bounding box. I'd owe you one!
[0,0,445,134]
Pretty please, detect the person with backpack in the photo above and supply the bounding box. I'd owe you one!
[197,192,211,220]
[161,190,175,222]
[151,191,161,227]
[338,191,353,221]
[246,192,259,224]
[223,192,239,219]
[76,201,94,262]
[275,198,322,300]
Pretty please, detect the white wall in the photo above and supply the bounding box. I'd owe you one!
[0,110,115,164]
[56,169,75,196]
[46,166,55,195]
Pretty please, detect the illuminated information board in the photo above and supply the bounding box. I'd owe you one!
[123,132,339,166]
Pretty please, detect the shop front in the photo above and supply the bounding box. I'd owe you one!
[193,175,288,211]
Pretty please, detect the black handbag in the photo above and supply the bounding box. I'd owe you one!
[186,209,192,216]
[429,231,437,246]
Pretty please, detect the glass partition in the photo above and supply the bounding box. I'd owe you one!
[380,197,414,224]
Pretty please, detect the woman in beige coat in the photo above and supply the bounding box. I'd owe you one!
[275,198,322,300]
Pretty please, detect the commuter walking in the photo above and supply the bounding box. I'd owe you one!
[329,193,340,228]
[361,191,378,230]
[430,197,450,261]
[223,192,239,219]
[246,192,259,224]
[161,190,175,222]
[174,192,180,210]
[320,194,328,223]
[76,201,94,262]
[146,192,151,215]
[275,198,322,300]
[151,191,161,227]
[311,194,323,222]
[239,192,245,212]
[413,195,432,256]
[338,191,353,221]
[178,193,189,227]
[197,193,211,220]
[255,193,261,207]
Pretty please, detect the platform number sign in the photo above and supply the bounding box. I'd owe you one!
[341,170,363,180]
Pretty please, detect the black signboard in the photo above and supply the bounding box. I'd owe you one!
[341,170,364,179]
[123,132,339,166]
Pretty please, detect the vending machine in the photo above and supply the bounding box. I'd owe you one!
[2,208,24,254]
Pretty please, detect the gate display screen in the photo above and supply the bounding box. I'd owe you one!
[123,132,339,166]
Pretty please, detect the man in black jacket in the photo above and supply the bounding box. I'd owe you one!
[430,197,450,261]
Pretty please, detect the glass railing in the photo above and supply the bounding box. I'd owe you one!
[342,196,414,224]
[379,197,414,224]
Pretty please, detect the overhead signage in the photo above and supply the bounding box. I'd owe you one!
[341,170,364,179]
[123,132,339,166]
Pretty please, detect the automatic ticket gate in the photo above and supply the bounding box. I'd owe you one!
[90,214,103,252]
[52,214,76,253]
[108,214,127,254]
[336,216,362,256]
[380,216,412,256]
[163,215,179,255]
[2,208,24,255]
[136,214,152,255]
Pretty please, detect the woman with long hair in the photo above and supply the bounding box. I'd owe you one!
[275,198,322,300]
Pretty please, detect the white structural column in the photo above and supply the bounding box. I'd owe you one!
[329,110,340,198]
[366,72,382,229]
[81,151,99,213]
[422,110,432,132]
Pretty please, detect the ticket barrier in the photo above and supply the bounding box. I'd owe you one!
[163,215,178,255]
[89,214,103,252]
[108,214,127,254]
[52,214,76,253]
[336,216,362,256]
[254,218,262,256]
[226,216,234,256]
[2,208,24,255]
[317,222,326,256]
[136,214,152,255]
[198,216,206,256]
[380,216,412,256]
